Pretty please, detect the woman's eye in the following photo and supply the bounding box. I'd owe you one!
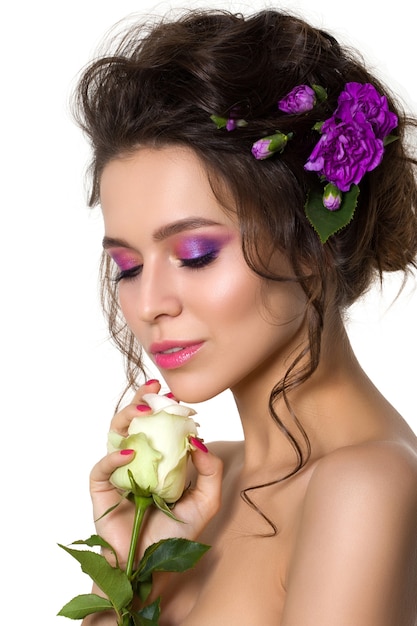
[179,250,218,269]
[114,264,143,283]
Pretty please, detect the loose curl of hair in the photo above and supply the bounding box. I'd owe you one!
[73,8,417,533]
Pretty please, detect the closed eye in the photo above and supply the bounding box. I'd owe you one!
[114,264,143,283]
[179,250,218,269]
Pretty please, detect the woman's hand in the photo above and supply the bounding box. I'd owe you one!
[89,380,223,568]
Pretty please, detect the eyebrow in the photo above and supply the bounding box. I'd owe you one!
[102,217,222,249]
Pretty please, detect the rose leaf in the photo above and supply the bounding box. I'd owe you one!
[136,538,210,581]
[57,593,113,619]
[58,544,133,611]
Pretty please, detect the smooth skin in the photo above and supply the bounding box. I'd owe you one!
[84,146,417,625]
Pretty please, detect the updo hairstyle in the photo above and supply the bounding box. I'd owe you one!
[73,9,417,472]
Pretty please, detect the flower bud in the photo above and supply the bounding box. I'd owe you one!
[211,114,247,131]
[323,182,343,211]
[108,394,199,503]
[278,85,316,114]
[251,131,292,160]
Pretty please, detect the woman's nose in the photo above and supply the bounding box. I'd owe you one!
[135,260,182,322]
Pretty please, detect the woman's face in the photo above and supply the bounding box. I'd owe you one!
[100,146,307,403]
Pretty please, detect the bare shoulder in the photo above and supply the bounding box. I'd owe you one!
[307,439,417,508]
[282,441,417,625]
[303,440,417,538]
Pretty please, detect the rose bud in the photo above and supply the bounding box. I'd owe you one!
[108,393,199,504]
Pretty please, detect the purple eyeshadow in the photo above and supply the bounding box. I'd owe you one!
[176,237,220,259]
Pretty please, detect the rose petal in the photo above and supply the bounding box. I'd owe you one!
[142,392,196,417]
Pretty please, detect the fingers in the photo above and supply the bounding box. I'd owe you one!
[109,379,161,434]
[186,446,224,524]
[89,450,137,522]
[131,379,161,405]
[90,449,135,494]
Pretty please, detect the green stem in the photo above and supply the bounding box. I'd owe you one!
[125,495,153,580]
[119,613,132,626]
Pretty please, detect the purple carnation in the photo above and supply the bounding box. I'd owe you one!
[304,117,384,192]
[278,85,316,114]
[335,82,398,139]
[251,138,275,160]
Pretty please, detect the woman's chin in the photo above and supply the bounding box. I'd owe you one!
[165,379,225,406]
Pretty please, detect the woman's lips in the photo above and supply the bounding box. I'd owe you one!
[150,341,204,370]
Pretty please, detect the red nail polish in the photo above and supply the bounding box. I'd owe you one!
[189,436,208,453]
[120,449,134,456]
[136,404,150,412]
[164,392,176,400]
[145,379,159,386]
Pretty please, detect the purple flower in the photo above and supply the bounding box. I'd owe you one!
[335,82,398,139]
[278,85,316,114]
[252,138,275,159]
[323,183,342,211]
[210,114,248,132]
[304,118,384,191]
[251,131,292,160]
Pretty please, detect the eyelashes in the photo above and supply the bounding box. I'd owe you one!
[114,264,142,283]
[179,249,219,269]
[109,234,228,283]
[113,249,219,282]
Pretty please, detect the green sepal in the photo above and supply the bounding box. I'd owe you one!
[57,593,113,619]
[57,543,133,611]
[210,114,228,129]
[152,494,183,522]
[136,537,210,582]
[312,84,327,102]
[305,184,360,243]
[94,490,131,522]
[131,598,161,625]
[269,131,293,153]
[383,134,399,146]
[128,469,152,499]
[312,120,324,132]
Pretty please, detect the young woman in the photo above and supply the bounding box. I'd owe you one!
[74,9,417,624]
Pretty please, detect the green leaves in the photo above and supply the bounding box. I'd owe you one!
[58,449,211,625]
[210,114,229,129]
[131,599,161,625]
[58,535,210,623]
[136,538,210,582]
[57,542,133,618]
[305,184,360,243]
[57,594,113,619]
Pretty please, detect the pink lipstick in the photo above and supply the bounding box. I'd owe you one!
[150,341,204,369]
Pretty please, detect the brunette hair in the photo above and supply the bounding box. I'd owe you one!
[73,9,417,516]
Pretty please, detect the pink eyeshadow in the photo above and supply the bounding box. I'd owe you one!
[109,249,140,271]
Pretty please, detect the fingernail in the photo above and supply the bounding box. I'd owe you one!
[120,449,134,456]
[145,379,159,386]
[164,392,176,400]
[189,436,208,453]
[136,404,150,412]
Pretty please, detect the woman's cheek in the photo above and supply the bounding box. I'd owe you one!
[118,286,138,327]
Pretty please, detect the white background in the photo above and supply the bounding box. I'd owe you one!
[1,0,416,622]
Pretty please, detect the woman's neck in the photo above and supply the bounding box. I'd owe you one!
[230,314,373,478]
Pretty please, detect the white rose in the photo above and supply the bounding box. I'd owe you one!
[108,394,199,503]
